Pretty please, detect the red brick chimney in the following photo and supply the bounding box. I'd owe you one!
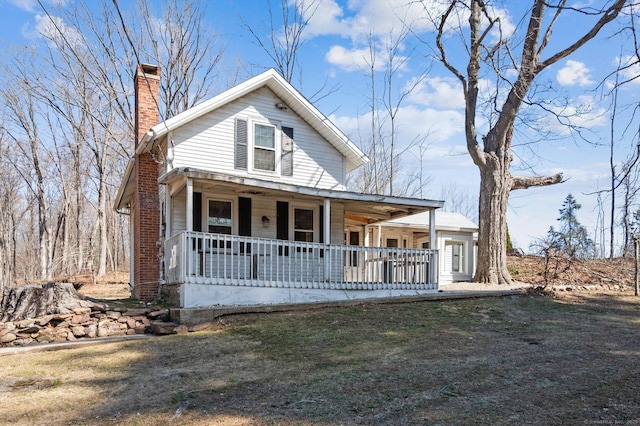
[133,64,161,301]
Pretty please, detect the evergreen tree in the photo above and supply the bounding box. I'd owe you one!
[547,194,594,258]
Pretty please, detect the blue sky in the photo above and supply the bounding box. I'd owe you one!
[2,0,640,254]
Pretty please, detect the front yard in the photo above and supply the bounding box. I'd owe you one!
[1,290,639,425]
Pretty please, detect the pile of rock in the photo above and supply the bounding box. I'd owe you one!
[0,306,170,347]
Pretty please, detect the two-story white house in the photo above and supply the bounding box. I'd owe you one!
[115,65,444,308]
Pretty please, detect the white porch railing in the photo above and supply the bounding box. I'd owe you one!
[164,231,438,290]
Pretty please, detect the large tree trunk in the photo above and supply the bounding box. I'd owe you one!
[0,282,102,323]
[475,155,513,285]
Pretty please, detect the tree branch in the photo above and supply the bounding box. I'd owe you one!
[511,173,564,191]
[537,0,628,72]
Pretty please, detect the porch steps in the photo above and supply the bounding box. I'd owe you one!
[169,289,526,325]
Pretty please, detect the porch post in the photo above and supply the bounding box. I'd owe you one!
[165,184,171,237]
[323,199,331,244]
[186,178,193,232]
[429,208,436,285]
[324,198,331,282]
[364,225,369,247]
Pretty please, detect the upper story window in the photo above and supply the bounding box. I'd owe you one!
[254,123,276,171]
[235,118,293,177]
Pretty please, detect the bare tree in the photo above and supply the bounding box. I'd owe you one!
[431,0,628,284]
[243,0,320,84]
[1,59,54,281]
[381,27,428,196]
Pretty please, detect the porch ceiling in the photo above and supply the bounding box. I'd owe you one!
[160,167,444,224]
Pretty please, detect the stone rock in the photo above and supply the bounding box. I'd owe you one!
[1,333,17,343]
[126,329,136,336]
[36,315,54,326]
[66,331,77,341]
[134,326,146,334]
[73,307,92,315]
[14,338,33,346]
[71,313,91,324]
[147,309,169,319]
[15,319,35,328]
[55,321,70,329]
[109,324,124,334]
[149,321,179,335]
[175,325,189,334]
[97,327,109,338]
[18,326,41,334]
[71,326,85,337]
[85,324,97,338]
[117,316,129,323]
[106,311,121,320]
[126,318,136,329]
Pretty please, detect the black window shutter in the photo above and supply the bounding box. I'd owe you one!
[281,126,293,176]
[238,197,252,236]
[276,201,289,240]
[235,118,248,170]
[192,192,202,232]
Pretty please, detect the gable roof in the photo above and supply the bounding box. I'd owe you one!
[382,211,478,233]
[136,68,369,173]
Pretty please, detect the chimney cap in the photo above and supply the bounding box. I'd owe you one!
[138,63,160,76]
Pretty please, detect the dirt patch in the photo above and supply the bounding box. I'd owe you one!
[1,290,639,425]
[507,255,635,289]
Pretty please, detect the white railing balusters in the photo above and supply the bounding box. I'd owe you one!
[164,231,438,290]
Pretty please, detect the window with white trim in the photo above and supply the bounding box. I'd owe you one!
[208,199,232,234]
[253,123,276,171]
[294,208,314,242]
[451,242,463,273]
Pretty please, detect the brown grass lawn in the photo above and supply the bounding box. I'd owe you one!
[1,291,640,425]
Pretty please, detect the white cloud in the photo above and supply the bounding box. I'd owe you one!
[22,13,83,48]
[306,0,448,42]
[7,0,37,12]
[325,45,381,72]
[8,0,69,12]
[331,105,465,154]
[487,6,516,42]
[556,60,595,86]
[405,76,465,109]
[325,42,411,73]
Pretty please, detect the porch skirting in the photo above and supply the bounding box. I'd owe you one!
[177,283,438,309]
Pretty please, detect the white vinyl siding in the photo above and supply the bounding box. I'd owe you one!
[169,189,345,246]
[171,190,186,237]
[170,87,345,190]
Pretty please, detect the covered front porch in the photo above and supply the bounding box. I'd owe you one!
[160,168,443,308]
